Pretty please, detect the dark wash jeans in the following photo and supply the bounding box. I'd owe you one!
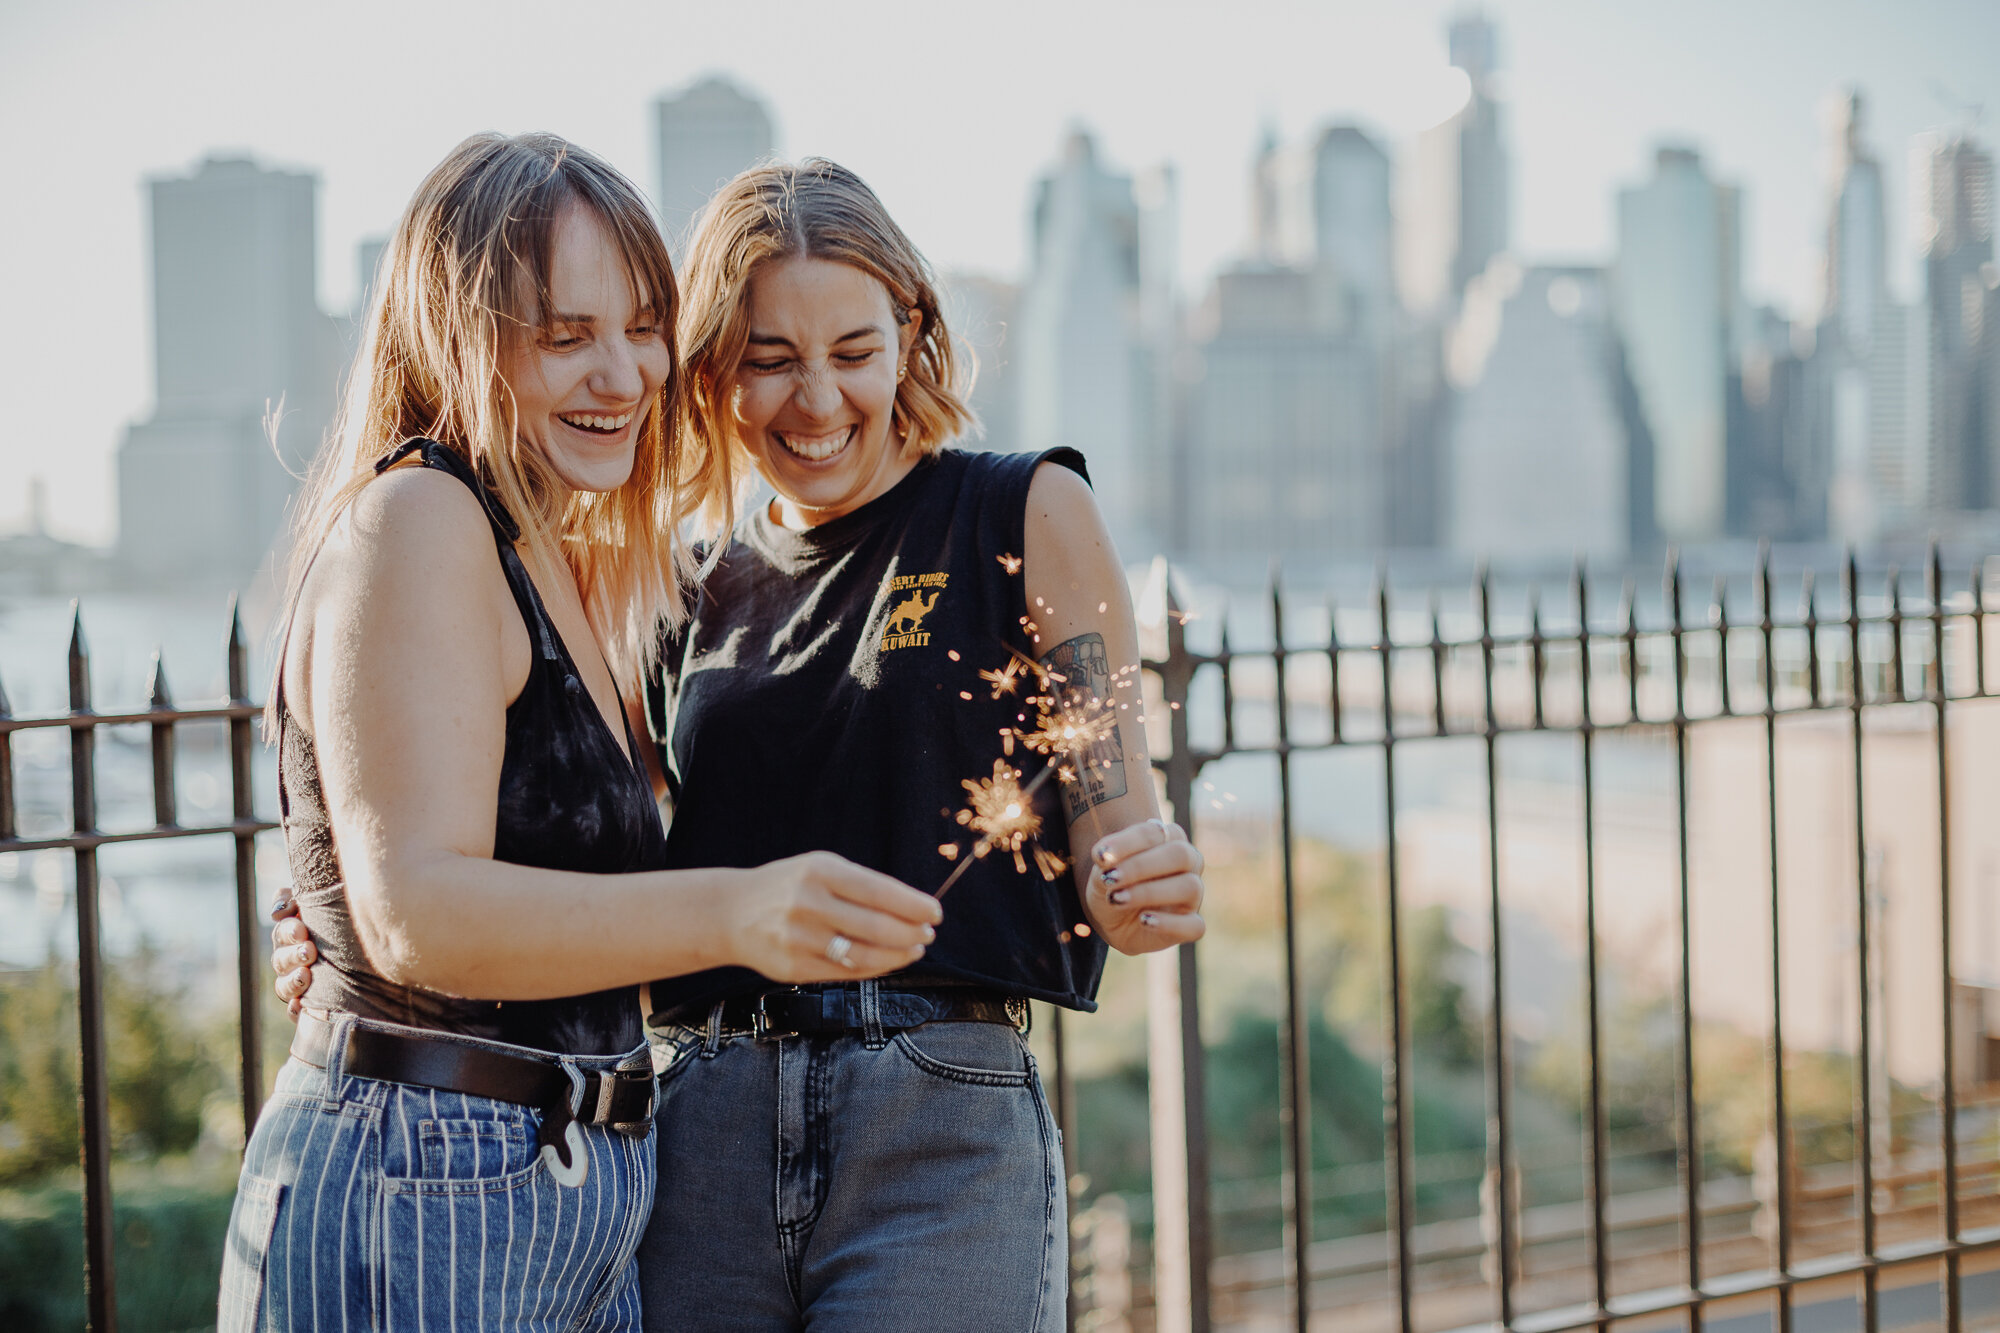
[636,1001,1066,1331]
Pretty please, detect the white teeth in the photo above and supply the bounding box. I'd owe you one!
[560,410,634,433]
[778,427,852,462]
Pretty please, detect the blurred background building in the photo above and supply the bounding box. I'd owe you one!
[39,11,2000,594]
[116,156,342,588]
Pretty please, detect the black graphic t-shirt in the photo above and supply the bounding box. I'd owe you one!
[645,447,1109,1014]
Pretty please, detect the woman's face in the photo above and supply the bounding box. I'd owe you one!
[502,206,671,494]
[728,256,920,528]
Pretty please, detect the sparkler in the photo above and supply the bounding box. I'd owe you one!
[935,760,1064,898]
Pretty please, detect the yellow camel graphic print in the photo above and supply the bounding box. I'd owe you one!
[880,572,947,651]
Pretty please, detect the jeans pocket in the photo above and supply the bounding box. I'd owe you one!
[217,1171,285,1333]
[892,1020,1034,1086]
[380,1092,543,1195]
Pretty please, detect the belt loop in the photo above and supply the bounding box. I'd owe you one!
[859,979,887,1050]
[701,999,725,1059]
[320,1012,354,1113]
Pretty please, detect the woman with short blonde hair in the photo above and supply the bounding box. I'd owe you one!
[637,158,1207,1330]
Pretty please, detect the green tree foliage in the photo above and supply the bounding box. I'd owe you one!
[0,948,230,1185]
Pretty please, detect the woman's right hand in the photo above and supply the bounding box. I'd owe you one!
[725,852,942,984]
[269,888,315,1019]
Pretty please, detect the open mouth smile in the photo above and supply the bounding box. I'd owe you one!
[775,425,856,464]
[558,409,635,436]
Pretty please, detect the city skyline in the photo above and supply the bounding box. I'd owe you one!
[5,0,1999,543]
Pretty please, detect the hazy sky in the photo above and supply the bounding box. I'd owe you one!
[4,0,1997,544]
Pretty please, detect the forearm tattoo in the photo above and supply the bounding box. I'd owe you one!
[1038,631,1129,823]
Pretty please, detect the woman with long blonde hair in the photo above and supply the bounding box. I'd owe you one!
[223,134,939,1331]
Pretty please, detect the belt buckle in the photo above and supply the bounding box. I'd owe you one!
[751,992,792,1042]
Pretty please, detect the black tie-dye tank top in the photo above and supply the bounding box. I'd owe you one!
[278,439,660,1056]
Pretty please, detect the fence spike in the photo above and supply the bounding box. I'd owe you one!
[147,649,173,709]
[227,594,249,703]
[0,660,11,719]
[68,601,90,712]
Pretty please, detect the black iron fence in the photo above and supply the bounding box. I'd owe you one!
[0,603,274,1332]
[12,544,2000,1331]
[1107,544,2000,1333]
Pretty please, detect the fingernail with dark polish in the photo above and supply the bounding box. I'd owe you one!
[1101,868,1121,887]
[1109,888,1129,905]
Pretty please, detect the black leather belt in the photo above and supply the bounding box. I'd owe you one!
[668,985,1025,1041]
[291,1011,655,1138]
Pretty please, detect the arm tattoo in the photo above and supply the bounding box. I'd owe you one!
[1038,631,1129,824]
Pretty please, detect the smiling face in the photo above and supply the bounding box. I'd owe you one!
[728,256,920,528]
[500,205,672,495]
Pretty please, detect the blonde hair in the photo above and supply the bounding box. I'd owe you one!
[278,132,688,707]
[675,158,976,535]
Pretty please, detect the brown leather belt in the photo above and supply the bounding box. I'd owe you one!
[291,1011,655,1143]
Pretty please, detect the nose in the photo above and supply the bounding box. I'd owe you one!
[791,361,842,419]
[590,336,646,405]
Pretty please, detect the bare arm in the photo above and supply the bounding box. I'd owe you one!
[1022,463,1205,956]
[291,468,937,1002]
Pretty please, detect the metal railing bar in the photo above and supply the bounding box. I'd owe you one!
[1668,551,1705,1331]
[1932,547,1962,1333]
[1845,551,1881,1333]
[1478,566,1519,1329]
[1888,567,1907,702]
[69,609,118,1332]
[1378,574,1417,1333]
[1974,563,1988,697]
[0,664,15,842]
[0,819,280,854]
[148,652,176,830]
[0,701,265,732]
[1761,543,1795,1333]
[1271,573,1311,1333]
[1161,574,1214,1332]
[1715,576,1734,718]
[1575,561,1611,1333]
[227,599,265,1142]
[1327,599,1344,745]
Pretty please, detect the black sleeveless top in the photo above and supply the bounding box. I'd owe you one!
[280,440,661,1056]
[646,447,1108,1015]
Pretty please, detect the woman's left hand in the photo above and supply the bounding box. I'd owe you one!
[1080,819,1206,955]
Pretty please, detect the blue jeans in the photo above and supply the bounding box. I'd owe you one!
[217,1014,656,1332]
[636,1006,1066,1331]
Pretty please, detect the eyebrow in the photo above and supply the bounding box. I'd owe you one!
[547,302,659,326]
[744,326,885,349]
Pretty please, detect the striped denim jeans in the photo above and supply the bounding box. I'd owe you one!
[217,1013,656,1332]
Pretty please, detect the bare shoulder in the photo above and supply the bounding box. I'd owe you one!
[1025,460,1116,578]
[1025,459,1099,527]
[292,465,514,708]
[339,464,497,569]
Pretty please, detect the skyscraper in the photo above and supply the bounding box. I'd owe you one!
[1920,130,1995,513]
[653,76,775,260]
[1399,11,1509,316]
[1812,91,1926,541]
[1015,130,1164,554]
[1613,145,1740,545]
[117,156,341,585]
[1309,125,1396,337]
[1447,263,1635,563]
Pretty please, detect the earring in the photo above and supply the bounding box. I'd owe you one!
[896,365,907,383]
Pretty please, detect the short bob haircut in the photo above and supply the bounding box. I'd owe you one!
[277,132,689,704]
[675,158,977,536]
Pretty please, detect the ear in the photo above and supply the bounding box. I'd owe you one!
[898,307,923,362]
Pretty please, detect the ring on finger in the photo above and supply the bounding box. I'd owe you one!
[824,933,855,967]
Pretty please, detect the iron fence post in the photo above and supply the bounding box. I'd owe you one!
[228,599,263,1137]
[1151,574,1210,1333]
[69,607,118,1331]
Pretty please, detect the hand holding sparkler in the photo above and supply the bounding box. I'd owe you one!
[722,851,942,983]
[1078,818,1206,953]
